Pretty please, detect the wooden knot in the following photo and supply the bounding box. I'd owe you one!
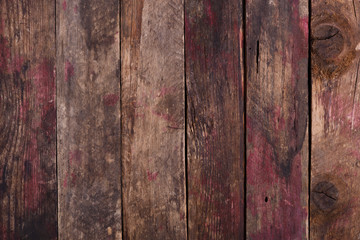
[312,181,339,211]
[311,7,357,79]
[312,24,344,60]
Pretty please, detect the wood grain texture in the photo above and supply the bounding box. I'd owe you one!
[185,0,244,239]
[246,0,309,239]
[121,0,186,239]
[0,0,57,239]
[311,0,360,238]
[57,0,121,239]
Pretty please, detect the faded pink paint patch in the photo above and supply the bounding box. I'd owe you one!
[299,17,309,40]
[103,93,119,106]
[74,5,78,14]
[157,87,175,98]
[71,172,77,184]
[65,60,74,82]
[9,56,24,73]
[62,0,67,10]
[147,170,158,181]
[69,149,82,166]
[151,110,180,129]
[63,173,68,188]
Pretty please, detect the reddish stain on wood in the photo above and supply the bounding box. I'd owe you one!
[64,60,74,82]
[62,0,67,10]
[103,93,119,106]
[69,149,82,166]
[246,0,308,238]
[146,170,159,182]
[247,118,307,239]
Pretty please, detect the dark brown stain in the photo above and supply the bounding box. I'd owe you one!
[79,0,118,50]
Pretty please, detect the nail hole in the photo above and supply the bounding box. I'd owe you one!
[265,197,268,202]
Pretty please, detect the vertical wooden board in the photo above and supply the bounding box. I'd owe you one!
[0,1,57,239]
[185,0,244,239]
[121,0,186,239]
[311,1,360,238]
[246,0,309,239]
[57,0,121,239]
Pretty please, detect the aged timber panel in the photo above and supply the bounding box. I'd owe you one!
[246,0,309,239]
[0,1,57,239]
[57,0,121,239]
[121,0,186,239]
[185,0,245,239]
[311,0,360,238]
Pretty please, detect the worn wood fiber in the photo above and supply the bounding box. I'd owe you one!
[57,0,121,239]
[0,0,57,239]
[185,0,245,239]
[311,0,360,238]
[246,0,309,239]
[121,0,186,239]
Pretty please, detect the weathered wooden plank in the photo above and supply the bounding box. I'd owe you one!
[57,0,121,239]
[185,0,244,239]
[246,0,309,239]
[121,0,186,239]
[311,1,360,238]
[0,1,57,239]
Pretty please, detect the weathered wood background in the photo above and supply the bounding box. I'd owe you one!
[1,0,360,239]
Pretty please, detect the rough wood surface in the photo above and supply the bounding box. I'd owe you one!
[311,0,360,238]
[121,0,186,239]
[0,1,57,239]
[57,0,121,239]
[185,0,245,239]
[246,0,309,239]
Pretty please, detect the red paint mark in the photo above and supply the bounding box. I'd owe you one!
[71,172,77,184]
[24,59,56,212]
[63,171,78,188]
[147,170,158,181]
[63,173,68,188]
[103,93,119,106]
[247,117,307,240]
[69,149,82,166]
[157,87,175,98]
[62,0,67,10]
[180,212,185,221]
[151,110,179,128]
[299,17,309,40]
[32,60,56,141]
[206,0,215,26]
[65,60,74,82]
